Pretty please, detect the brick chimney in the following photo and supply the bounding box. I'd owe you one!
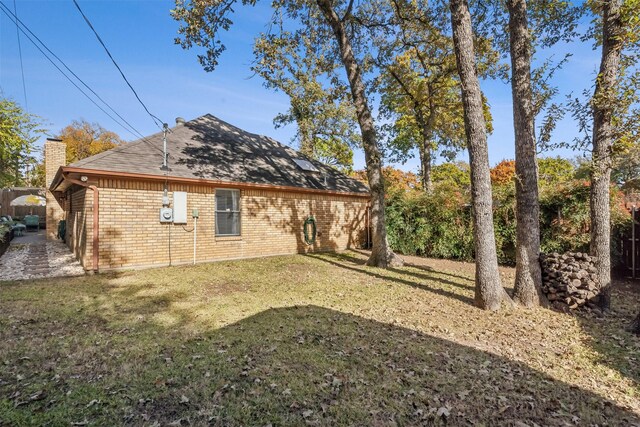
[45,138,66,240]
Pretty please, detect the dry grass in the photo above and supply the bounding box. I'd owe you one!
[0,251,639,426]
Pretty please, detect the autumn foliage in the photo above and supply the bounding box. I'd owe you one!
[56,119,124,164]
[351,167,420,193]
[490,159,516,185]
[382,161,631,265]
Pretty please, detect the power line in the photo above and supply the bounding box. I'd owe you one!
[0,1,147,141]
[0,1,165,157]
[12,0,27,111]
[0,3,138,139]
[0,1,170,154]
[72,0,165,129]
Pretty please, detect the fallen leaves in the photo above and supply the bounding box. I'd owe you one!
[0,253,639,425]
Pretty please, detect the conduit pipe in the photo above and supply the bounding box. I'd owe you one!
[193,215,197,265]
[63,173,99,273]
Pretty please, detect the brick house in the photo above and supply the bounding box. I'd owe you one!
[47,114,369,272]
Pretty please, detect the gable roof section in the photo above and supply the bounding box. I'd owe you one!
[68,114,368,195]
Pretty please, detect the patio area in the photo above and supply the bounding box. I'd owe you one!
[0,230,85,281]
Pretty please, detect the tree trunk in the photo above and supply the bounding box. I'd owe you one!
[417,138,426,190]
[415,109,432,193]
[507,0,545,307]
[421,101,436,193]
[296,117,314,157]
[450,0,509,310]
[316,0,402,268]
[591,0,623,310]
[421,139,432,192]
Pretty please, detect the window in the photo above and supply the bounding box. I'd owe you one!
[215,189,240,236]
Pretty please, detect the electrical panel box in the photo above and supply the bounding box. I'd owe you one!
[192,209,199,219]
[160,207,173,223]
[173,191,188,224]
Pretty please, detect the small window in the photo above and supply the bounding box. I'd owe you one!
[215,189,241,236]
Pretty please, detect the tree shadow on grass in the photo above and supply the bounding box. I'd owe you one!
[574,280,640,394]
[3,300,638,426]
[349,248,479,284]
[307,251,475,305]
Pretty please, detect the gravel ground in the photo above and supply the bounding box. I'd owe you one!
[0,238,85,281]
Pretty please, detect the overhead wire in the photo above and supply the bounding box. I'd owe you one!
[0,3,140,139]
[0,1,146,140]
[12,0,27,111]
[72,0,165,130]
[0,1,165,154]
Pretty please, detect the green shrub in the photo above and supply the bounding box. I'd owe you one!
[386,184,473,260]
[0,224,9,243]
[385,179,631,266]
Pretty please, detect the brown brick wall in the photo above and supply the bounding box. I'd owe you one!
[45,140,66,239]
[66,188,92,268]
[66,178,368,271]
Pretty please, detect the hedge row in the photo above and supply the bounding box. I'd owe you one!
[385,180,630,266]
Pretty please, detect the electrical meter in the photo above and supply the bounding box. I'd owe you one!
[160,207,173,223]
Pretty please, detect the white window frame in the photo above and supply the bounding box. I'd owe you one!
[215,189,241,236]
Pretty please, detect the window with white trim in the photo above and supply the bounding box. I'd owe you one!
[215,189,241,236]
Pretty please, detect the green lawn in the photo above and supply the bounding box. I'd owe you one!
[1,251,639,426]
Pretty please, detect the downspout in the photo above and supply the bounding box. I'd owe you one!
[63,173,99,273]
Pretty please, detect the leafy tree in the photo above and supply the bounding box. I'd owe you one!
[0,98,45,187]
[252,27,359,172]
[538,156,575,185]
[56,119,123,164]
[432,161,471,189]
[375,13,462,192]
[351,166,420,195]
[611,137,640,189]
[24,160,45,187]
[371,0,497,192]
[450,0,511,310]
[172,0,403,268]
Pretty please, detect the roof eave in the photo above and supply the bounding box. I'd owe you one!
[49,166,66,192]
[59,166,370,198]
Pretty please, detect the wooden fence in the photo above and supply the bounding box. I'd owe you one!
[0,187,46,225]
[622,206,640,279]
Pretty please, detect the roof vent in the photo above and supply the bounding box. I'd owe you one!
[293,158,319,172]
[175,117,186,126]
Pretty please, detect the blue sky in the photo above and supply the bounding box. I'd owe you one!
[0,0,599,172]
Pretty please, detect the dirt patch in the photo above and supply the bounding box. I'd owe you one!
[204,280,251,296]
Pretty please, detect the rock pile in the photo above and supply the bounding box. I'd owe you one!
[540,252,601,310]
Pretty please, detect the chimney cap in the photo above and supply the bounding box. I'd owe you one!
[175,117,186,126]
[46,137,63,142]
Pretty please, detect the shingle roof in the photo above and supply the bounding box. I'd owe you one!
[70,114,369,195]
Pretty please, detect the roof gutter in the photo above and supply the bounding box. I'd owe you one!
[62,172,99,273]
[55,166,370,198]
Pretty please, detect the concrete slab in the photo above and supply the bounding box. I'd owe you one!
[11,229,46,245]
